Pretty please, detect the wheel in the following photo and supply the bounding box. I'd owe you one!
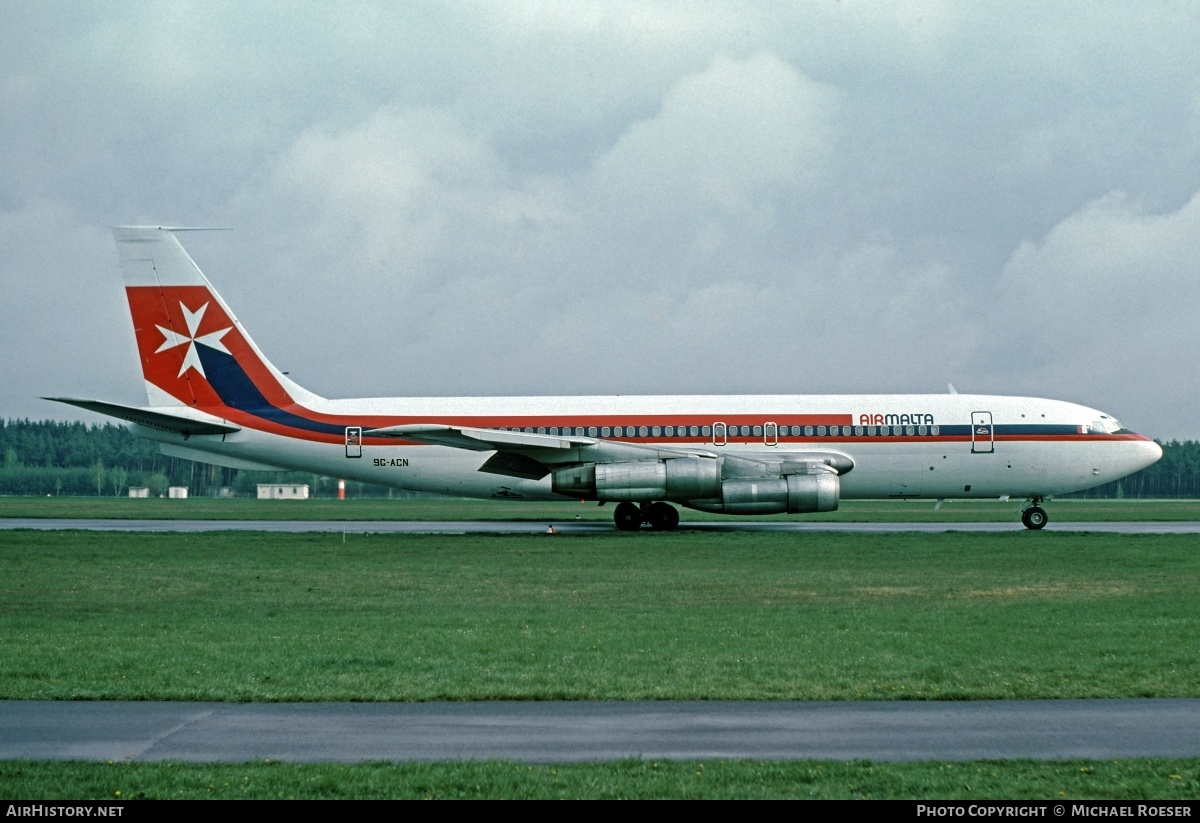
[647,502,680,531]
[1021,506,1048,530]
[614,501,642,531]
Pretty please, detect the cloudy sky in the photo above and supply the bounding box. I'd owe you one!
[3,1,1198,439]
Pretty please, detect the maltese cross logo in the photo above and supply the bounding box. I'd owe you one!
[155,301,233,379]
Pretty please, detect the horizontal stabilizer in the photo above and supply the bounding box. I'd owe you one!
[43,397,241,436]
[159,443,286,472]
[367,423,596,451]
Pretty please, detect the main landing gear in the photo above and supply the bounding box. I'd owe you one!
[613,501,680,531]
[1021,498,1048,530]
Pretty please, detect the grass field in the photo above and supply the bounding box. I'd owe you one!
[4,525,1198,799]
[2,495,1199,522]
[2,529,1197,700]
[3,758,1198,800]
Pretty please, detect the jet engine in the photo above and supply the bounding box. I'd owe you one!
[685,472,840,515]
[553,455,839,514]
[551,457,721,502]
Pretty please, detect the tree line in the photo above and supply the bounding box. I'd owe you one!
[1062,439,1200,499]
[2,418,1198,499]
[0,419,392,498]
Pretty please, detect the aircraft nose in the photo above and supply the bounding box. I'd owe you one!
[1131,438,1163,472]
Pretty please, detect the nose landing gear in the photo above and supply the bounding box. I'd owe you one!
[1021,499,1048,530]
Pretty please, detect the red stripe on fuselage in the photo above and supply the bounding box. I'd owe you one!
[208,404,1151,448]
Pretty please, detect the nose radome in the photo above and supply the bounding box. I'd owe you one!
[1137,439,1163,470]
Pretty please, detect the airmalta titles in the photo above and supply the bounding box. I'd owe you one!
[859,413,936,426]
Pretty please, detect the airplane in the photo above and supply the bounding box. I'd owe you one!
[47,226,1163,531]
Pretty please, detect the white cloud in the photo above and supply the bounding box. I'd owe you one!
[0,203,134,418]
[231,105,569,281]
[988,190,1200,435]
[593,54,836,218]
[4,2,1200,439]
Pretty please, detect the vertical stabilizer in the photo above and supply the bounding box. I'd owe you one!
[114,226,322,410]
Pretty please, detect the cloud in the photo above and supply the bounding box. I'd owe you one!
[987,190,1200,433]
[0,203,133,416]
[593,54,837,221]
[252,106,561,275]
[4,3,1200,439]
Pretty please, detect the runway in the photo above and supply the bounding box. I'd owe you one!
[3,518,1200,534]
[3,699,1199,763]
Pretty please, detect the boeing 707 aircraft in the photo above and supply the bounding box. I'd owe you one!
[48,227,1162,530]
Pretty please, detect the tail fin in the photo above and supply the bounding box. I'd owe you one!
[115,226,321,411]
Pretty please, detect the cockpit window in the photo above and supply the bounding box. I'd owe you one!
[1087,416,1122,434]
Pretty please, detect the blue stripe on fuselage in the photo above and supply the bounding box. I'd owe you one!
[198,345,345,435]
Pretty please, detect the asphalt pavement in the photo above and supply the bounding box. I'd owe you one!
[4,518,1200,533]
[4,699,1200,763]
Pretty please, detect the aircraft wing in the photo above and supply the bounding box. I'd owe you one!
[366,423,597,451]
[43,397,241,436]
[371,423,730,480]
[369,423,851,470]
[368,423,611,480]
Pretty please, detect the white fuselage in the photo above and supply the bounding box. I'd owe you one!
[139,392,1162,504]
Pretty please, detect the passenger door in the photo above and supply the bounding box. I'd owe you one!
[345,426,363,458]
[971,411,994,454]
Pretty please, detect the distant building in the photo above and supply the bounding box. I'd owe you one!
[257,484,310,500]
[167,486,188,499]
[128,487,149,498]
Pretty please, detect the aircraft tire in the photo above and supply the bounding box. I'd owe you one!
[647,502,680,531]
[1021,506,1048,530]
[614,502,642,531]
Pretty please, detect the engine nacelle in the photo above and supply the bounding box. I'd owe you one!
[686,472,840,515]
[596,462,666,501]
[551,457,721,502]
